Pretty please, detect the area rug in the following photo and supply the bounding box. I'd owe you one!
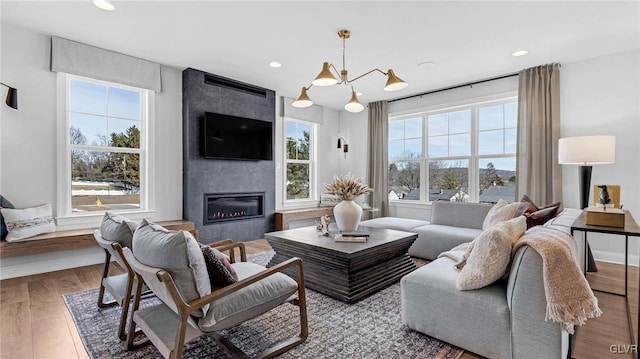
[63,251,463,359]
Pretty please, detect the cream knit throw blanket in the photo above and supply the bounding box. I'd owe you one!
[514,226,602,334]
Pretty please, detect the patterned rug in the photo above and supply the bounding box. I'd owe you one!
[63,251,463,359]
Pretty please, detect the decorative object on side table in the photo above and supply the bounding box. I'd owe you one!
[324,173,373,231]
[316,214,330,235]
[593,184,620,209]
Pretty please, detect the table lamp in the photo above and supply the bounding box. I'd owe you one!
[559,135,615,272]
[558,135,616,209]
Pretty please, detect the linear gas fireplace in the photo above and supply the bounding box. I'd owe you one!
[204,192,265,225]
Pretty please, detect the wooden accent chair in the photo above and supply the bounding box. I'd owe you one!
[122,240,308,359]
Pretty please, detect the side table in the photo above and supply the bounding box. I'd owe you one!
[571,210,640,359]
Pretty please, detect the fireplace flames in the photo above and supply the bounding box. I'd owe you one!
[211,210,248,219]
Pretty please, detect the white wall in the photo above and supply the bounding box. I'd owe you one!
[560,49,640,265]
[0,23,183,278]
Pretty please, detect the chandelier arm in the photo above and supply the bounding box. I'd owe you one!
[328,63,345,84]
[346,68,387,84]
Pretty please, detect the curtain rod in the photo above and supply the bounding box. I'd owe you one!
[388,72,519,103]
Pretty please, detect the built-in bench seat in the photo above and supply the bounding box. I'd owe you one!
[0,220,194,258]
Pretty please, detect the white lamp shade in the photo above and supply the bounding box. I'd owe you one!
[558,136,616,165]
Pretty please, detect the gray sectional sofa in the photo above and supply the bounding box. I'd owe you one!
[359,201,493,260]
[362,202,583,359]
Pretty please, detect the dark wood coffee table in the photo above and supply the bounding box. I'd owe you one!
[264,226,418,303]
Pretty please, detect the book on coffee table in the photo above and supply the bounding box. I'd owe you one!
[333,235,368,243]
[340,231,370,237]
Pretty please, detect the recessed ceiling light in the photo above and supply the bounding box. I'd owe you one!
[269,62,282,68]
[93,0,116,11]
[512,50,529,57]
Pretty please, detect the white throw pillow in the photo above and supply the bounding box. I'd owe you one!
[482,199,525,230]
[457,216,527,290]
[1,203,56,242]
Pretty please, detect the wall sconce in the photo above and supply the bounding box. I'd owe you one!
[1,83,18,111]
[337,137,349,153]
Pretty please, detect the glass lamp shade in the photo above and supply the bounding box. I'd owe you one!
[312,62,339,86]
[344,91,364,113]
[558,136,616,165]
[292,87,313,108]
[384,69,408,91]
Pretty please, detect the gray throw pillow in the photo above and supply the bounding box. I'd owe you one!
[99,212,137,248]
[132,219,211,317]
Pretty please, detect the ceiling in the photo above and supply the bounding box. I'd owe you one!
[2,1,639,111]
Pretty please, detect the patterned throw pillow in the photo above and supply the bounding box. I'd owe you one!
[201,246,238,288]
[1,203,56,242]
[0,195,16,240]
[520,195,561,229]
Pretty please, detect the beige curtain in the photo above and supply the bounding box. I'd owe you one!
[516,63,562,205]
[367,101,389,217]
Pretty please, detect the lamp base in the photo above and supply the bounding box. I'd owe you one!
[579,165,598,272]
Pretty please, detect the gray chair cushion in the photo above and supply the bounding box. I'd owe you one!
[401,257,511,359]
[358,217,429,232]
[100,212,137,248]
[132,219,211,317]
[198,262,297,332]
[408,224,482,260]
[430,201,493,229]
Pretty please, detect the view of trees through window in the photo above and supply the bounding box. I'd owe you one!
[388,98,517,203]
[285,120,312,200]
[68,78,143,212]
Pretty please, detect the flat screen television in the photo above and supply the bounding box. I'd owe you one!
[203,112,273,160]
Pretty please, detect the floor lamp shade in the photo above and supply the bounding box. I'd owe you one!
[558,135,616,209]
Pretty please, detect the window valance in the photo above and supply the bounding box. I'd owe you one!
[50,36,162,92]
[280,96,324,125]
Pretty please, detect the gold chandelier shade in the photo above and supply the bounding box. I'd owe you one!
[384,69,408,92]
[344,91,364,113]
[294,29,408,114]
[312,62,339,86]
[292,87,313,108]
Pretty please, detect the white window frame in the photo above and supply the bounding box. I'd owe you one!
[56,73,156,228]
[282,118,317,205]
[388,93,517,204]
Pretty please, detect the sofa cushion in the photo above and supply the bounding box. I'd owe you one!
[430,201,493,229]
[358,217,428,232]
[132,219,211,317]
[408,224,482,260]
[543,208,582,235]
[401,257,511,359]
[1,203,56,242]
[457,216,527,290]
[198,262,298,332]
[100,212,137,248]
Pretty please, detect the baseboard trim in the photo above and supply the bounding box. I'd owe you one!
[593,249,639,267]
[0,249,105,280]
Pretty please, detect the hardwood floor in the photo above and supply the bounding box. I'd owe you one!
[0,240,636,359]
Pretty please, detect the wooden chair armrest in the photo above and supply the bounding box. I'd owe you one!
[212,242,246,263]
[187,257,304,312]
[207,239,234,248]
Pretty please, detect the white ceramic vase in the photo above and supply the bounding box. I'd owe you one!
[333,200,363,231]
